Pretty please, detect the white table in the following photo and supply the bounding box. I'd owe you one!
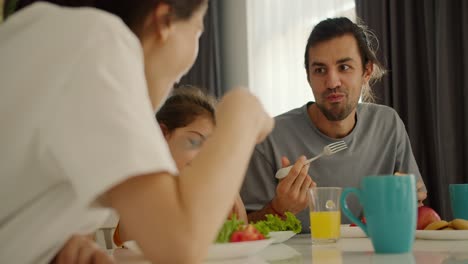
[112,234,468,264]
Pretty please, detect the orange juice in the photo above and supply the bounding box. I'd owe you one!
[310,211,340,240]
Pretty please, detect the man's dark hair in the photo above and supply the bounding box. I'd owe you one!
[304,17,386,102]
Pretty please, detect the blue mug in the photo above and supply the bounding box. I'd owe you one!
[341,175,417,254]
[449,184,468,220]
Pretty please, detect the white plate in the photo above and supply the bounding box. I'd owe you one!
[268,231,296,244]
[415,230,468,240]
[207,239,274,260]
[124,239,274,260]
[340,225,367,238]
[122,241,142,254]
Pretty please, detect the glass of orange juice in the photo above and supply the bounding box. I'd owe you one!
[308,187,342,244]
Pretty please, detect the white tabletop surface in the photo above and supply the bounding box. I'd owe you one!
[112,234,468,264]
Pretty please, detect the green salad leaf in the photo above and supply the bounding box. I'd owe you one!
[283,212,302,233]
[215,214,244,243]
[251,220,270,237]
[253,212,302,234]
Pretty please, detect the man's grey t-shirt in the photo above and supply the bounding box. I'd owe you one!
[240,102,425,233]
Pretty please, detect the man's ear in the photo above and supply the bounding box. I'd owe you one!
[363,61,374,83]
[146,3,173,42]
[159,123,171,139]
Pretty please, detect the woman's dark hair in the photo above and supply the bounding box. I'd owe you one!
[304,17,386,102]
[4,0,206,35]
[156,86,216,133]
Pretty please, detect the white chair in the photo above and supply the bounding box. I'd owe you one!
[95,211,119,250]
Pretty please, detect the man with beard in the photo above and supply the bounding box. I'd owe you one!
[240,17,427,232]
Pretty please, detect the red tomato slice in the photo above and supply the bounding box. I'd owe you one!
[229,224,265,242]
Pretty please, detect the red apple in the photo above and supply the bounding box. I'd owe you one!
[349,217,366,227]
[417,206,441,230]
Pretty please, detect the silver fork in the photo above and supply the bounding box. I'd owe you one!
[275,141,348,179]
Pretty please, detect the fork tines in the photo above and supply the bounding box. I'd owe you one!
[329,141,347,152]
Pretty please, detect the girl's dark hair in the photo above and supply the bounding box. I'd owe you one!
[304,17,386,102]
[156,86,216,133]
[4,0,206,35]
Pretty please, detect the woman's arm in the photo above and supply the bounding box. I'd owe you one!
[105,89,273,263]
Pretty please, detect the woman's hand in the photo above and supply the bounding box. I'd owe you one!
[216,88,274,144]
[228,194,249,223]
[51,234,115,264]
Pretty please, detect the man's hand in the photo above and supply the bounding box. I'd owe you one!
[51,234,115,264]
[271,156,316,214]
[416,180,427,207]
[394,172,427,207]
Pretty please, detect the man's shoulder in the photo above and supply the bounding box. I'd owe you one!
[358,103,400,119]
[357,103,406,134]
[255,104,310,151]
[274,104,307,124]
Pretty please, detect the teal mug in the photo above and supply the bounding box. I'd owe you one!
[340,175,417,254]
[449,184,468,220]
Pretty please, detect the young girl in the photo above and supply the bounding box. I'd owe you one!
[0,1,272,263]
[113,86,248,247]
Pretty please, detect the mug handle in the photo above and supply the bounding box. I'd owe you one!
[340,188,368,236]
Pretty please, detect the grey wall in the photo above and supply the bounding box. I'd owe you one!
[219,0,250,91]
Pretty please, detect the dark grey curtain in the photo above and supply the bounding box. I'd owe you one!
[177,0,224,98]
[356,0,468,219]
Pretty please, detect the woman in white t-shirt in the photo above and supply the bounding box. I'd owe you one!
[0,1,273,263]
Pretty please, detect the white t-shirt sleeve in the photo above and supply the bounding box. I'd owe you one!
[42,17,178,206]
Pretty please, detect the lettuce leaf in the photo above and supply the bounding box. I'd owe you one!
[283,212,302,233]
[253,212,302,234]
[251,220,270,237]
[215,214,244,243]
